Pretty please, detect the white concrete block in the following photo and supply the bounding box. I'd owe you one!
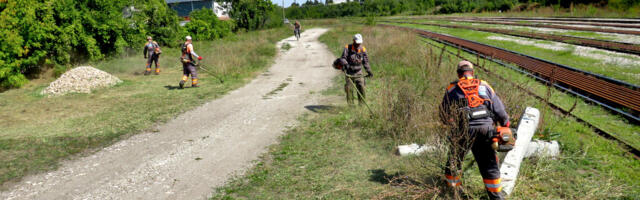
[500,107,540,196]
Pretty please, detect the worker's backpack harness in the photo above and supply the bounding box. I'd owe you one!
[457,78,491,120]
[456,77,515,152]
[180,42,194,65]
[345,44,365,73]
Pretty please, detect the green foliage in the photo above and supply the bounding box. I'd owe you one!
[185,9,235,41]
[608,0,640,10]
[220,0,281,30]
[284,0,517,18]
[0,0,182,89]
[134,0,184,47]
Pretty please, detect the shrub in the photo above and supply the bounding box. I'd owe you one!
[185,9,235,41]
[221,0,280,30]
[0,0,182,89]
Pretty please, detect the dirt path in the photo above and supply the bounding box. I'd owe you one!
[1,28,337,200]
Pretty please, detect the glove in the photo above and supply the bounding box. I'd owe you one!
[365,72,373,78]
[198,56,203,60]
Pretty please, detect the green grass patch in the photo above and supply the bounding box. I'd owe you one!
[0,27,291,185]
[389,18,640,48]
[420,38,640,151]
[385,22,640,86]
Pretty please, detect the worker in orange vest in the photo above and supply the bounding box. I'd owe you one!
[440,60,511,200]
[143,36,162,75]
[179,36,202,88]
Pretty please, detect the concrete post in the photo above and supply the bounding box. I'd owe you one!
[500,107,540,195]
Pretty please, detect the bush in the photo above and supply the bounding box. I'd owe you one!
[185,9,235,41]
[0,0,182,89]
[222,0,279,31]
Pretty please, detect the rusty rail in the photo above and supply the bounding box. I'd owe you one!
[387,20,640,55]
[419,38,640,159]
[380,24,640,123]
[450,19,640,35]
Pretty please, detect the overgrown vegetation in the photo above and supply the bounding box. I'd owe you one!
[211,23,639,199]
[220,0,284,31]
[0,0,285,89]
[0,0,183,89]
[0,27,290,185]
[284,0,640,19]
[185,9,235,41]
[386,22,640,86]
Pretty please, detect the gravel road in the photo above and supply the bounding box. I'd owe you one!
[1,28,337,200]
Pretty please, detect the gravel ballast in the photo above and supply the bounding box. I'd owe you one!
[42,66,122,96]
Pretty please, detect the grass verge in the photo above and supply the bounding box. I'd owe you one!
[387,17,640,45]
[385,22,640,86]
[211,23,639,199]
[0,27,290,186]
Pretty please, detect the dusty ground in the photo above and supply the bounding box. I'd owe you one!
[1,28,338,200]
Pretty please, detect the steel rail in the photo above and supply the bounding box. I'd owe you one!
[379,24,640,123]
[418,38,640,159]
[482,17,640,24]
[450,19,640,35]
[484,18,640,29]
[386,20,640,55]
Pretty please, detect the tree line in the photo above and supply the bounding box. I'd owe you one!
[284,0,640,19]
[0,0,281,89]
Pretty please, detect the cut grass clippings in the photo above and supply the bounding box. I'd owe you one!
[212,23,639,199]
[0,27,291,186]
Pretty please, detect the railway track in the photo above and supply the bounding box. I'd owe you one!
[481,17,640,25]
[417,37,640,159]
[386,20,640,55]
[449,19,640,35]
[483,18,640,29]
[379,24,640,123]
[393,16,640,35]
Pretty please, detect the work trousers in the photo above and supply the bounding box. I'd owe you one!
[146,54,160,72]
[182,62,199,85]
[445,125,504,200]
[344,71,365,105]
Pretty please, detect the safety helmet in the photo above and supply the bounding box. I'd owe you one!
[186,36,192,40]
[457,60,474,74]
[147,36,152,40]
[353,34,363,44]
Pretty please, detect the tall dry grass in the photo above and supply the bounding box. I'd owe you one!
[341,26,484,199]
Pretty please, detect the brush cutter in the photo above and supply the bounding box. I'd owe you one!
[492,126,516,152]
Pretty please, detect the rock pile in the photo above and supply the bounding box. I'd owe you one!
[42,66,122,96]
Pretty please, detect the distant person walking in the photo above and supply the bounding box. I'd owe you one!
[143,36,162,75]
[341,33,373,105]
[179,36,202,89]
[294,20,301,40]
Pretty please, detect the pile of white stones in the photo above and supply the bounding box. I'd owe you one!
[42,66,122,96]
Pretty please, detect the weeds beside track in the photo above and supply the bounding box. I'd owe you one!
[377,22,640,158]
[418,37,640,159]
[400,16,640,35]
[381,24,640,123]
[386,20,640,55]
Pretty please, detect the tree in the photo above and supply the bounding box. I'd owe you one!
[218,0,276,30]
